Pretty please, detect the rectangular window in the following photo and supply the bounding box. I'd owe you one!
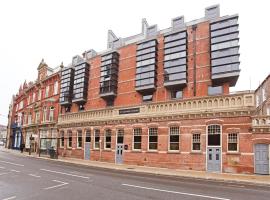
[67,131,72,148]
[148,128,158,150]
[53,81,58,95]
[192,134,201,151]
[169,127,179,151]
[262,88,266,102]
[42,107,47,122]
[32,92,36,102]
[171,90,182,99]
[60,131,64,148]
[77,130,82,148]
[228,133,238,152]
[38,90,42,100]
[35,111,40,123]
[133,128,142,150]
[94,129,100,149]
[105,129,111,149]
[143,94,153,102]
[45,86,49,98]
[85,130,91,142]
[49,107,54,121]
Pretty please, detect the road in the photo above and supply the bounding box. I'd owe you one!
[0,149,269,200]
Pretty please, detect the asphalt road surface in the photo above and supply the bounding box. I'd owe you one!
[0,149,270,200]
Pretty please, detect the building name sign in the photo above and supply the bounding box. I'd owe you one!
[119,108,140,115]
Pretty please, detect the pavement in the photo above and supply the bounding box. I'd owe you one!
[0,148,270,200]
[1,147,270,186]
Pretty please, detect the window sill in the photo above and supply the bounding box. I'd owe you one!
[147,150,158,153]
[77,147,82,150]
[226,151,240,155]
[190,151,202,154]
[92,149,100,151]
[103,149,112,152]
[168,150,180,154]
[132,150,142,153]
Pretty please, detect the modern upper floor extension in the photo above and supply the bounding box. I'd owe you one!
[59,4,241,115]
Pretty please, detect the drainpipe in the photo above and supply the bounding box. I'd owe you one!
[192,24,197,97]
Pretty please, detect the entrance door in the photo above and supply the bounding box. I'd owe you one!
[255,144,269,175]
[116,144,123,164]
[84,142,91,160]
[84,130,91,160]
[207,147,221,172]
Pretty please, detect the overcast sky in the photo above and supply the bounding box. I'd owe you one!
[0,0,269,125]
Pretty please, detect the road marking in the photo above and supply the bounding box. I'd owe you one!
[40,168,90,179]
[10,169,20,173]
[28,174,41,178]
[44,180,69,190]
[122,183,231,200]
[0,172,10,176]
[2,196,16,200]
[0,161,24,167]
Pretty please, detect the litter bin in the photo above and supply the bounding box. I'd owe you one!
[49,147,57,159]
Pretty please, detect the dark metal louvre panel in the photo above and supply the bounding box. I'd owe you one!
[163,30,187,88]
[60,67,74,105]
[210,15,240,86]
[99,52,119,98]
[72,62,90,103]
[136,39,158,93]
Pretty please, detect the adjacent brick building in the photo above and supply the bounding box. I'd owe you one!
[8,60,60,153]
[6,5,270,174]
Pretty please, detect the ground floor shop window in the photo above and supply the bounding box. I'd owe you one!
[40,130,48,150]
[192,133,201,151]
[94,129,100,149]
[169,127,179,151]
[67,131,72,148]
[133,128,142,150]
[228,133,238,152]
[148,128,158,150]
[60,131,64,148]
[77,130,82,148]
[105,129,111,149]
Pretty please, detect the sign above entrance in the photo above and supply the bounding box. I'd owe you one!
[119,107,140,115]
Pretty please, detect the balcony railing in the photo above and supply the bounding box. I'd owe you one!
[58,92,255,125]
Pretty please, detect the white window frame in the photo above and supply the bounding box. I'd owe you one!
[262,88,266,102]
[94,129,100,149]
[45,86,49,98]
[77,130,82,149]
[148,127,158,151]
[104,129,112,150]
[192,133,201,152]
[168,126,180,151]
[67,131,72,149]
[53,81,58,95]
[49,107,54,121]
[38,89,42,100]
[60,131,64,148]
[32,92,35,103]
[227,133,239,152]
[133,128,142,151]
[42,107,47,122]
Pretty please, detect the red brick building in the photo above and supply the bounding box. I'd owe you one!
[8,59,60,154]
[57,5,261,174]
[252,74,270,174]
[7,5,269,175]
